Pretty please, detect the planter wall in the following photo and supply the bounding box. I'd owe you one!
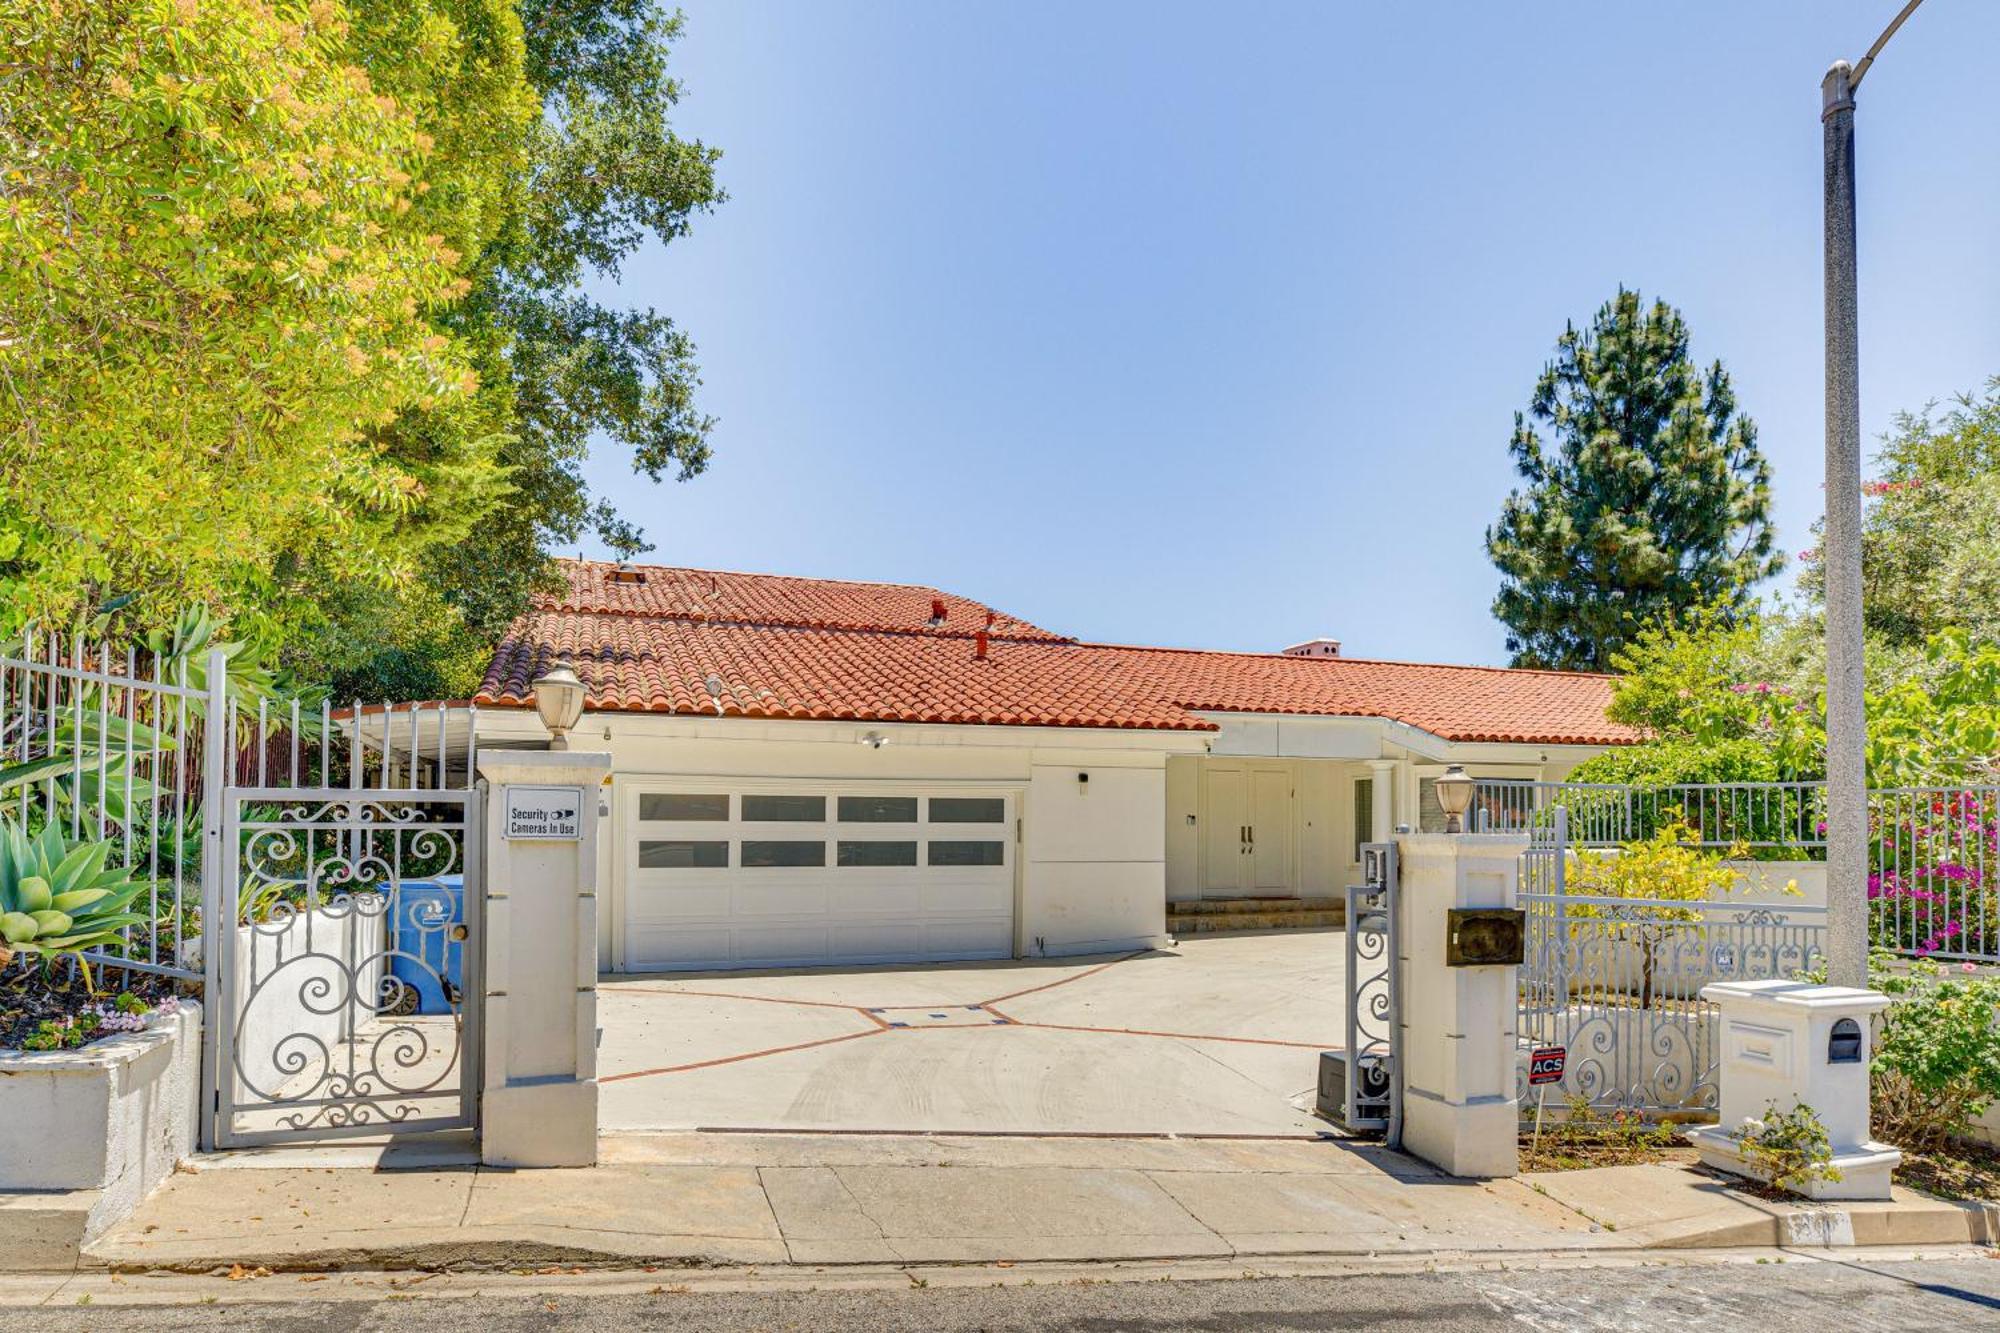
[0,1001,201,1262]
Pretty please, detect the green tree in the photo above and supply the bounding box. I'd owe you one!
[0,0,505,639]
[1796,379,2000,650]
[1486,289,1782,670]
[318,0,724,700]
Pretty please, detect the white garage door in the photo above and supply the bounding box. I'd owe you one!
[619,785,1017,972]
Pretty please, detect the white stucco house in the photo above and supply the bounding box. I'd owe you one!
[453,558,1636,973]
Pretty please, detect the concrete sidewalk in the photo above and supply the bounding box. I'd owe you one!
[79,1133,1999,1274]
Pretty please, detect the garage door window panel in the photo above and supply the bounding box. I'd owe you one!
[637,839,729,869]
[743,794,826,822]
[741,839,828,868]
[640,793,729,822]
[837,840,919,867]
[838,795,918,823]
[929,839,1006,867]
[928,797,1005,824]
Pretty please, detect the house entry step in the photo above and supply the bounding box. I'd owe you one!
[1167,896,1346,935]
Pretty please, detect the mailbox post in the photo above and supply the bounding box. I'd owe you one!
[1686,980,1899,1200]
[1395,833,1527,1179]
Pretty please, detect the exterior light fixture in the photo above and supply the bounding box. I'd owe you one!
[1434,764,1474,834]
[531,662,587,750]
[858,731,888,749]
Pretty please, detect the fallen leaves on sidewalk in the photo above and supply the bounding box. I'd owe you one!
[224,1264,272,1281]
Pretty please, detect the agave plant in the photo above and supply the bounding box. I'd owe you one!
[0,823,157,988]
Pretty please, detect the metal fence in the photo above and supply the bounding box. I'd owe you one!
[1476,777,2000,964]
[1484,776,1996,1114]
[1,630,484,988]
[1473,779,1827,851]
[1,632,218,981]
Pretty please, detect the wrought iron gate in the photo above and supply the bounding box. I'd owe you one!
[203,705,484,1149]
[1340,842,1399,1132]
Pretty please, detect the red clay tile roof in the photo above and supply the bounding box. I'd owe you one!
[475,560,1637,745]
[481,612,1207,731]
[1079,644,1637,746]
[543,559,1067,641]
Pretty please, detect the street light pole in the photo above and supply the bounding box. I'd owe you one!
[1820,0,1925,990]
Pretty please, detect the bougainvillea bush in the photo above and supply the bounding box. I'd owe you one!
[1868,790,2000,959]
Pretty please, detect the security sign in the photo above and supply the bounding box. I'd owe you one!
[1528,1045,1567,1086]
[503,785,583,840]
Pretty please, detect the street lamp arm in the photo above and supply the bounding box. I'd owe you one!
[1849,0,1927,92]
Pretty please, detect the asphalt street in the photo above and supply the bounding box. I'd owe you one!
[10,1255,2000,1331]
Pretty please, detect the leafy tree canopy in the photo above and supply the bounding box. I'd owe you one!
[1487,289,1783,671]
[1574,606,2000,788]
[312,0,725,700]
[1,0,721,706]
[0,0,514,638]
[1797,378,2000,651]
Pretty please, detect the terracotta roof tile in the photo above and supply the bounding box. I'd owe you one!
[545,559,1066,641]
[474,560,1638,746]
[478,612,1209,732]
[1079,644,1638,746]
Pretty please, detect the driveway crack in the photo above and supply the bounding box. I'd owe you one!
[1141,1167,1239,1259]
[828,1164,917,1263]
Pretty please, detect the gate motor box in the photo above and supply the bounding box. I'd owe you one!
[1317,1049,1393,1132]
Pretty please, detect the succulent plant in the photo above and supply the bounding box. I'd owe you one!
[0,822,156,976]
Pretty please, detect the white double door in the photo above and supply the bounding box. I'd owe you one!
[1201,763,1292,896]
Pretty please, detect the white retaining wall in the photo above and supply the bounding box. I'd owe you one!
[0,1002,201,1258]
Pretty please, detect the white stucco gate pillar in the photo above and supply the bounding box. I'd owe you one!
[477,749,612,1168]
[1395,833,1526,1179]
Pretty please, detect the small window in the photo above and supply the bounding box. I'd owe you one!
[742,794,826,822]
[741,840,827,868]
[1353,778,1374,862]
[640,793,728,822]
[929,797,1005,824]
[638,840,727,869]
[838,795,918,823]
[929,840,1005,866]
[837,841,918,867]
[1418,777,1445,834]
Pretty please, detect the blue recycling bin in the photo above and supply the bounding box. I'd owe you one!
[386,875,465,1016]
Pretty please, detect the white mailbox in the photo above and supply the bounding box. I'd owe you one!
[1686,980,1900,1201]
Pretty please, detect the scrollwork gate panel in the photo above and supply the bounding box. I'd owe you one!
[207,788,482,1148]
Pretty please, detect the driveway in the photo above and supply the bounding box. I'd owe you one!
[598,932,1344,1137]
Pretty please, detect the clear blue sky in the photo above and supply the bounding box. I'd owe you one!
[577,1,2000,666]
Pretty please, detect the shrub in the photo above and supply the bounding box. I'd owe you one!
[1728,1101,1842,1196]
[1564,822,1776,1009]
[1870,955,2000,1152]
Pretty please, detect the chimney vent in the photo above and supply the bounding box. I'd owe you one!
[1281,638,1342,659]
[974,630,989,661]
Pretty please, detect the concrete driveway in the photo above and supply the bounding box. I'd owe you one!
[598,932,1345,1137]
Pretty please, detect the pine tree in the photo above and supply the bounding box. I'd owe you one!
[1486,289,1782,671]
